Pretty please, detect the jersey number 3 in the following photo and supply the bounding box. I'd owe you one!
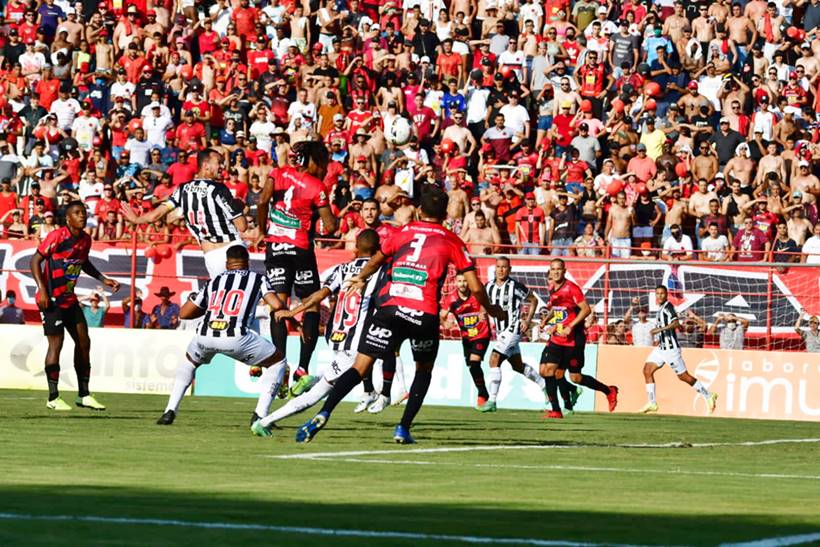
[406,234,427,263]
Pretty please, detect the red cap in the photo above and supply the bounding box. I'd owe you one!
[687,81,699,90]
[524,191,535,199]
[312,42,323,51]
[146,9,156,15]
[789,71,798,79]
[142,65,153,72]
[356,155,367,162]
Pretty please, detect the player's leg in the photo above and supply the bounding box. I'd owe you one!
[265,244,292,392]
[291,251,321,392]
[158,336,210,424]
[565,342,618,412]
[41,306,70,409]
[555,369,580,412]
[508,352,546,390]
[539,344,564,416]
[394,324,440,443]
[639,361,661,414]
[392,350,408,402]
[482,350,504,412]
[355,367,378,413]
[467,339,490,405]
[64,308,104,410]
[673,354,718,414]
[248,336,289,422]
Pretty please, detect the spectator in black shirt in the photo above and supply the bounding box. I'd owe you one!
[710,117,745,168]
[412,19,439,61]
[1,28,25,66]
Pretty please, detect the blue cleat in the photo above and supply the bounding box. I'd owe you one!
[393,424,415,444]
[296,411,328,443]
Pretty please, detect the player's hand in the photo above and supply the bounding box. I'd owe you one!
[274,309,294,322]
[36,292,49,311]
[119,203,139,224]
[520,320,531,335]
[343,276,365,294]
[556,324,572,337]
[103,277,120,293]
[487,304,505,320]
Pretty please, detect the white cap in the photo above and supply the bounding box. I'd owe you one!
[799,160,810,167]
[149,101,161,109]
[65,6,75,15]
[597,6,607,13]
[420,55,431,63]
[784,106,801,116]
[333,113,344,121]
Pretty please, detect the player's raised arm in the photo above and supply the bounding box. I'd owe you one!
[463,269,505,320]
[345,251,387,293]
[120,201,172,226]
[256,174,275,236]
[179,299,206,320]
[81,260,120,294]
[274,287,331,322]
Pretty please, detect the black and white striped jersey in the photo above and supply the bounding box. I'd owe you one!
[190,269,274,337]
[168,179,243,244]
[486,277,530,334]
[324,257,381,352]
[655,301,681,350]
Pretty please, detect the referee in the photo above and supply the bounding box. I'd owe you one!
[121,148,247,278]
[639,285,718,415]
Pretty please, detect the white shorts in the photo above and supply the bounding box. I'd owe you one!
[492,330,521,357]
[204,241,247,278]
[325,350,356,382]
[186,332,275,366]
[647,347,687,375]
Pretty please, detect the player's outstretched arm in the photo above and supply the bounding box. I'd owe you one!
[180,300,206,320]
[256,177,274,235]
[345,251,387,293]
[463,270,505,320]
[273,288,331,322]
[121,202,170,226]
[81,260,121,294]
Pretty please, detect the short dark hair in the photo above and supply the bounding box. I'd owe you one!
[356,228,380,254]
[197,148,220,168]
[66,200,85,213]
[362,197,379,208]
[226,245,249,261]
[419,186,448,220]
[656,285,668,293]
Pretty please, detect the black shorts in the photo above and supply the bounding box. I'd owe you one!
[265,243,320,298]
[462,337,490,361]
[41,302,86,336]
[358,305,440,363]
[540,341,586,373]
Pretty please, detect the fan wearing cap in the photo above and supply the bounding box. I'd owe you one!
[677,79,714,119]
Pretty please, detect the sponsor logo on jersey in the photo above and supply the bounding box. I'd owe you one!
[548,308,568,324]
[388,283,423,300]
[392,267,428,286]
[330,330,347,343]
[269,208,302,229]
[209,320,228,330]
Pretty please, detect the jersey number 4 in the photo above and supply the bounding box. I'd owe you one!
[208,289,245,317]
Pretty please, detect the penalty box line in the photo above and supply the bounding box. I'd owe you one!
[0,512,661,547]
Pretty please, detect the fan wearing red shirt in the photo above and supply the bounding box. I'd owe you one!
[35,72,61,110]
[515,192,545,253]
[295,186,505,444]
[175,110,206,151]
[231,0,259,42]
[166,151,197,187]
[257,141,337,387]
[435,39,463,82]
[225,176,249,202]
[732,218,770,261]
[540,258,618,418]
[30,201,120,411]
[94,185,122,223]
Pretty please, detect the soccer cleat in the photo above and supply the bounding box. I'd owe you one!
[707,392,719,415]
[46,398,71,411]
[354,392,378,413]
[638,402,659,414]
[476,400,497,413]
[393,425,415,444]
[251,419,273,437]
[290,374,318,397]
[250,412,262,427]
[367,394,390,414]
[391,391,409,405]
[75,395,106,410]
[544,410,564,419]
[606,386,619,412]
[156,410,176,425]
[277,366,290,399]
[476,395,488,407]
[564,409,575,416]
[569,386,582,408]
[296,411,328,443]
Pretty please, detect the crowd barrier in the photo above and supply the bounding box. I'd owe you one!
[1,324,816,421]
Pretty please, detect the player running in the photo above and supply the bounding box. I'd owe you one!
[156,246,289,426]
[639,285,719,414]
[480,257,548,412]
[540,258,618,419]
[257,141,337,398]
[441,273,491,407]
[121,148,247,277]
[296,187,505,444]
[251,230,382,436]
[30,200,121,411]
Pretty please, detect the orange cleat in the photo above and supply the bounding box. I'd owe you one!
[607,386,619,412]
[544,410,564,419]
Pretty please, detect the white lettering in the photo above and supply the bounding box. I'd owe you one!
[739,376,793,414]
[798,381,820,417]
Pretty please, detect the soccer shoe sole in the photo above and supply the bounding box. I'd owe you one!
[289,375,318,398]
[707,393,719,415]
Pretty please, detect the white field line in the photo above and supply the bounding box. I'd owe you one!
[0,512,662,547]
[719,532,820,547]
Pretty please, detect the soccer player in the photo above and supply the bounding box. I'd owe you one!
[296,187,505,444]
[480,257,549,412]
[251,230,382,436]
[541,258,618,419]
[441,273,491,407]
[121,148,247,277]
[30,200,121,411]
[257,141,337,397]
[639,285,719,414]
[156,246,289,426]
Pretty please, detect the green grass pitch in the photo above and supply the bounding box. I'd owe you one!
[0,389,818,546]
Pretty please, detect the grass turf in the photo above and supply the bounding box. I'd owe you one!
[0,389,818,546]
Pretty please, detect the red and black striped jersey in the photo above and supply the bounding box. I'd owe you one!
[448,294,491,341]
[36,227,92,309]
[264,166,329,250]
[547,279,585,347]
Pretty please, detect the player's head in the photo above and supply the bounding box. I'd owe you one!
[197,148,223,179]
[419,186,449,222]
[494,256,510,281]
[225,244,250,270]
[655,285,668,304]
[355,228,379,257]
[65,200,88,230]
[291,140,329,179]
[361,198,379,226]
[549,258,566,283]
[455,273,469,295]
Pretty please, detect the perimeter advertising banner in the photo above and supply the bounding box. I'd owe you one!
[595,345,820,421]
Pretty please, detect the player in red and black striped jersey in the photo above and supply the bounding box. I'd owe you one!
[30,201,121,411]
[539,258,618,418]
[297,187,505,444]
[441,273,491,406]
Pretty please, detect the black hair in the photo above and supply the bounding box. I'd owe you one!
[197,148,221,168]
[419,186,448,220]
[291,140,329,170]
[656,285,668,293]
[226,245,250,262]
[66,200,85,212]
[362,197,379,208]
[356,229,380,254]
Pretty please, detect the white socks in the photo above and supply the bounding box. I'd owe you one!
[254,359,287,417]
[260,377,333,427]
[522,364,545,390]
[394,354,406,393]
[165,361,197,414]
[693,380,710,400]
[646,383,656,404]
[487,367,502,403]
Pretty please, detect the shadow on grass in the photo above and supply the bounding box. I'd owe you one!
[0,484,816,547]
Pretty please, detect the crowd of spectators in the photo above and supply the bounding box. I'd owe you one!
[0,0,819,265]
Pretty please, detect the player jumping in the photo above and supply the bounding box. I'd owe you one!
[296,187,505,444]
[257,141,337,398]
[639,285,719,414]
[251,230,382,436]
[480,257,549,412]
[441,273,491,407]
[156,246,289,426]
[540,258,618,419]
[30,200,121,411]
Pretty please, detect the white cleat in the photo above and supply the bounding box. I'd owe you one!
[354,392,378,413]
[367,394,390,414]
[638,402,659,414]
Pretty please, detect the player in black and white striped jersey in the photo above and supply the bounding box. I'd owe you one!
[640,285,718,415]
[120,149,247,278]
[479,256,547,413]
[156,246,289,426]
[250,230,382,437]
